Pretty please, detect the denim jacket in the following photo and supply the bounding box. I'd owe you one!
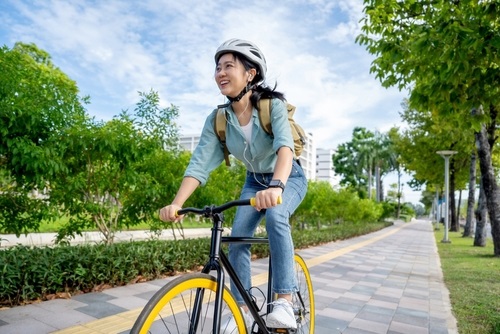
[184,98,294,185]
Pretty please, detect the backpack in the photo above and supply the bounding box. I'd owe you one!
[214,98,306,166]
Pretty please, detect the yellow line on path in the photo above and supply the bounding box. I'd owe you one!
[305,222,406,268]
[54,309,141,334]
[53,223,408,334]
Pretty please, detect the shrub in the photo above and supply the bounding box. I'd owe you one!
[0,238,209,306]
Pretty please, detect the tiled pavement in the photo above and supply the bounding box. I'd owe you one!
[0,219,458,334]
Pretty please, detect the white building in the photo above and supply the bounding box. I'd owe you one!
[178,134,201,152]
[315,148,340,187]
[298,132,316,180]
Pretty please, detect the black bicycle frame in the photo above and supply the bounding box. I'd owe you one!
[188,211,274,334]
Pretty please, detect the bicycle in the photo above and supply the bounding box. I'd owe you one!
[130,197,315,333]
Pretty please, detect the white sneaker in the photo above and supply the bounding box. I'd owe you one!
[266,298,297,329]
[221,307,253,333]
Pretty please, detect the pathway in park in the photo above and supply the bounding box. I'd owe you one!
[0,219,458,334]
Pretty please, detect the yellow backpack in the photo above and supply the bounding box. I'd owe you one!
[214,99,306,166]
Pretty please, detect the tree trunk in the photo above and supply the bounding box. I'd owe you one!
[379,178,384,202]
[463,150,476,237]
[474,105,500,255]
[367,165,372,200]
[434,189,439,222]
[396,171,402,219]
[375,164,380,201]
[474,182,487,247]
[449,160,459,232]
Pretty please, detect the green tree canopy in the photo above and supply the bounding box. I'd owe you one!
[392,100,471,191]
[358,0,500,254]
[0,42,86,235]
[51,91,180,244]
[333,127,397,200]
[0,42,86,185]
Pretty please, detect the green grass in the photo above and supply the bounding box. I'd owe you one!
[435,230,500,334]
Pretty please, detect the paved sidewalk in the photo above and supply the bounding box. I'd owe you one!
[0,227,213,248]
[0,219,458,334]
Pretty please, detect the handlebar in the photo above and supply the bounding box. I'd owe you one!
[176,196,282,218]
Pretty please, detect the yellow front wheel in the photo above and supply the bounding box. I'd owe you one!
[293,254,315,334]
[131,273,246,333]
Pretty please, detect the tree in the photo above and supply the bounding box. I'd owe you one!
[391,101,471,232]
[463,151,477,238]
[387,128,405,217]
[51,91,180,244]
[0,42,86,235]
[332,141,366,196]
[333,127,373,198]
[473,106,497,247]
[372,130,397,202]
[475,180,488,247]
[123,148,191,240]
[356,132,376,200]
[333,127,397,201]
[358,1,500,255]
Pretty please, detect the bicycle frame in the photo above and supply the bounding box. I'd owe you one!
[188,209,274,334]
[131,197,312,334]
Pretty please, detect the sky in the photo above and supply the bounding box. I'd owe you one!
[0,0,423,204]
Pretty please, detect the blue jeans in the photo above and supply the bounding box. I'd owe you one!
[229,160,307,304]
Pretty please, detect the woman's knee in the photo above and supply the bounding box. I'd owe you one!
[265,211,291,234]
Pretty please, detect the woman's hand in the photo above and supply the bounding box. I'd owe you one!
[254,187,283,211]
[159,204,183,222]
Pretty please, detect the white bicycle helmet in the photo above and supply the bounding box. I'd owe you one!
[214,38,267,82]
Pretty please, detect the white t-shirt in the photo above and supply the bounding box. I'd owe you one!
[240,121,252,143]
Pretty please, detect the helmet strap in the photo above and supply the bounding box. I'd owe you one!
[227,84,255,103]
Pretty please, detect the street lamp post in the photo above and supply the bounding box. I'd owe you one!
[436,150,457,243]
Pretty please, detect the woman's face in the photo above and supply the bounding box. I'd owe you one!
[215,53,253,98]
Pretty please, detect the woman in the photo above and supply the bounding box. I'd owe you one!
[159,38,307,330]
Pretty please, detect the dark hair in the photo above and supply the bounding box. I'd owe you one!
[226,52,286,106]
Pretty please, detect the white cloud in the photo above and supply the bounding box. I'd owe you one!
[1,0,418,201]
[2,0,409,144]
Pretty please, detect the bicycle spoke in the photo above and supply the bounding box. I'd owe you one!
[131,274,245,333]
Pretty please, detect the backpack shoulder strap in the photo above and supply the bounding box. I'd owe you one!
[214,108,231,166]
[257,99,297,135]
[257,98,273,135]
[286,102,296,116]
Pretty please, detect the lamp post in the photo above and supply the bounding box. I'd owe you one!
[436,150,457,243]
